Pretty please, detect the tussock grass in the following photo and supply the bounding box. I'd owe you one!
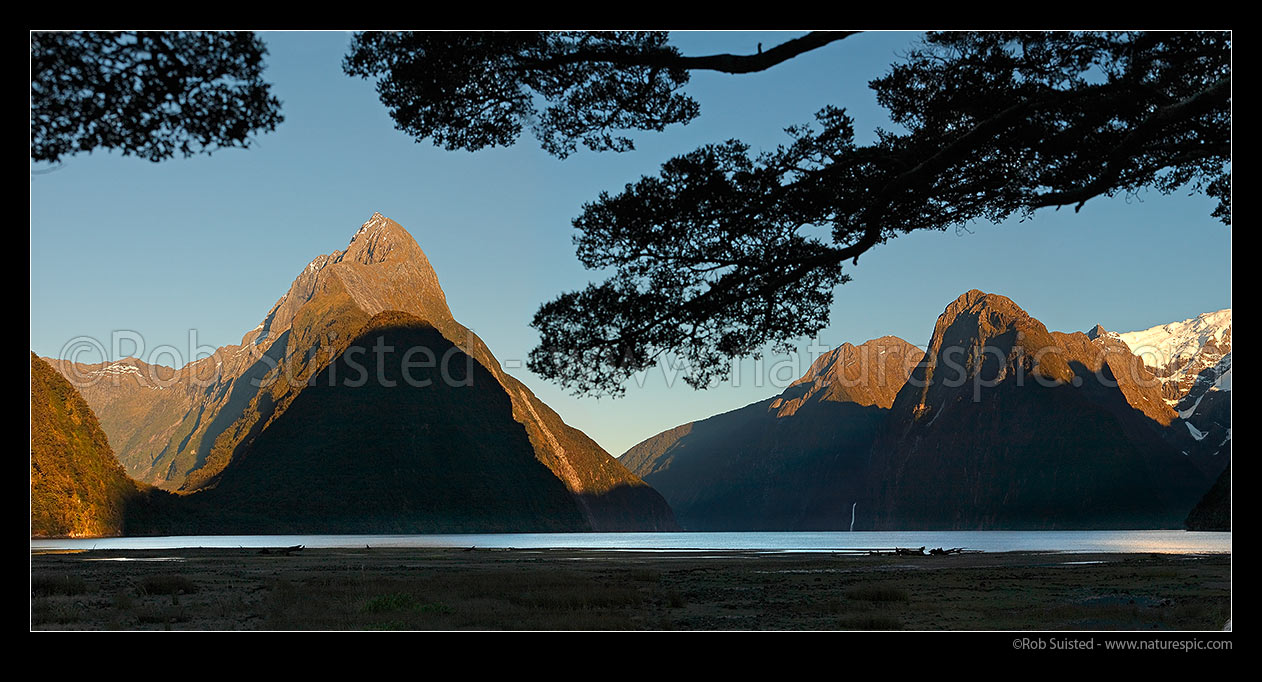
[627,569,661,582]
[31,599,89,625]
[663,590,686,608]
[31,573,87,596]
[134,605,189,625]
[139,574,197,595]
[29,548,1232,631]
[845,585,910,602]
[363,593,452,615]
[837,614,903,630]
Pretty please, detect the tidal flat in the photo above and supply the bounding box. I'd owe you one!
[30,547,1231,631]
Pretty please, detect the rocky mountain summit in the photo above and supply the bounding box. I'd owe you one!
[868,290,1210,529]
[626,290,1224,530]
[52,213,675,533]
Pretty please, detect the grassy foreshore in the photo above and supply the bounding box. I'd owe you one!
[30,547,1230,631]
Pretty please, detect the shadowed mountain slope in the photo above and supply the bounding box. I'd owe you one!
[136,314,591,533]
[57,213,674,533]
[866,290,1211,530]
[621,336,921,530]
[625,289,1224,531]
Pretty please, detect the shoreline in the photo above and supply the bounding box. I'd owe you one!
[29,529,1234,555]
[31,547,1231,631]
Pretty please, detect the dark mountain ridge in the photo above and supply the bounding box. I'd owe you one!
[50,213,675,534]
[626,290,1221,530]
[622,336,922,530]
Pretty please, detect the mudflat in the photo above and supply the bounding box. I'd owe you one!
[30,547,1231,631]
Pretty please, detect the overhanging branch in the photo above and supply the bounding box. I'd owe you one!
[531,31,860,75]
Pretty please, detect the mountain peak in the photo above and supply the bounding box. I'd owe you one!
[246,213,452,348]
[944,289,1027,317]
[929,289,1040,353]
[1085,324,1121,342]
[344,212,414,266]
[352,212,393,238]
[775,335,921,413]
[1118,308,1232,369]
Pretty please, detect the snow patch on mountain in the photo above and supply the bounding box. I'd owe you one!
[1118,309,1231,372]
[91,362,141,377]
[1178,391,1207,420]
[1214,363,1231,391]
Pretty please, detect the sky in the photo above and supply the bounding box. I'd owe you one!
[29,31,1232,457]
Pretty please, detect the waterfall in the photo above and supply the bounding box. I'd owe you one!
[849,502,857,532]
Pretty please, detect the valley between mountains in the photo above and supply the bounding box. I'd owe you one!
[31,214,1230,536]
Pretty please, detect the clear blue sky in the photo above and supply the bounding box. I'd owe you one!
[29,31,1232,456]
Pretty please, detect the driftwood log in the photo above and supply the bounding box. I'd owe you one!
[258,544,304,556]
[864,546,970,556]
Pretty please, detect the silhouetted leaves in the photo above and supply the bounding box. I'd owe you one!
[523,31,1230,396]
[31,31,283,163]
[344,31,702,159]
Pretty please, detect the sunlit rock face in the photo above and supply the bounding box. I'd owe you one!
[53,213,675,534]
[1118,310,1231,460]
[626,289,1223,531]
[31,352,138,538]
[867,291,1214,530]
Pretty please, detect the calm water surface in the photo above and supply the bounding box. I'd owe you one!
[30,530,1231,554]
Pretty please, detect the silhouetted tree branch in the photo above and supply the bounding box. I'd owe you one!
[517,31,1230,396]
[524,31,858,74]
[343,31,856,159]
[31,31,283,164]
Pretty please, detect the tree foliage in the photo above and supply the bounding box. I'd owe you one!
[343,31,854,158]
[31,31,284,164]
[515,31,1229,396]
[345,31,1230,396]
[28,31,1232,397]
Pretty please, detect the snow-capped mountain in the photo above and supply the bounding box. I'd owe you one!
[1118,309,1231,403]
[630,289,1225,530]
[1119,309,1231,459]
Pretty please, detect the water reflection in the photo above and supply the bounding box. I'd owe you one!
[30,530,1231,554]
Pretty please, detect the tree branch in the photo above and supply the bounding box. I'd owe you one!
[1031,77,1230,210]
[532,31,860,75]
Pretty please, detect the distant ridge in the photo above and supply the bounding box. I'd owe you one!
[625,289,1225,531]
[622,335,921,530]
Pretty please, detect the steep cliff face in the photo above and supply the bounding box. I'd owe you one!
[1119,311,1231,461]
[31,353,138,537]
[1185,464,1230,532]
[57,213,675,533]
[150,313,593,533]
[866,290,1210,530]
[1118,309,1231,404]
[621,336,921,530]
